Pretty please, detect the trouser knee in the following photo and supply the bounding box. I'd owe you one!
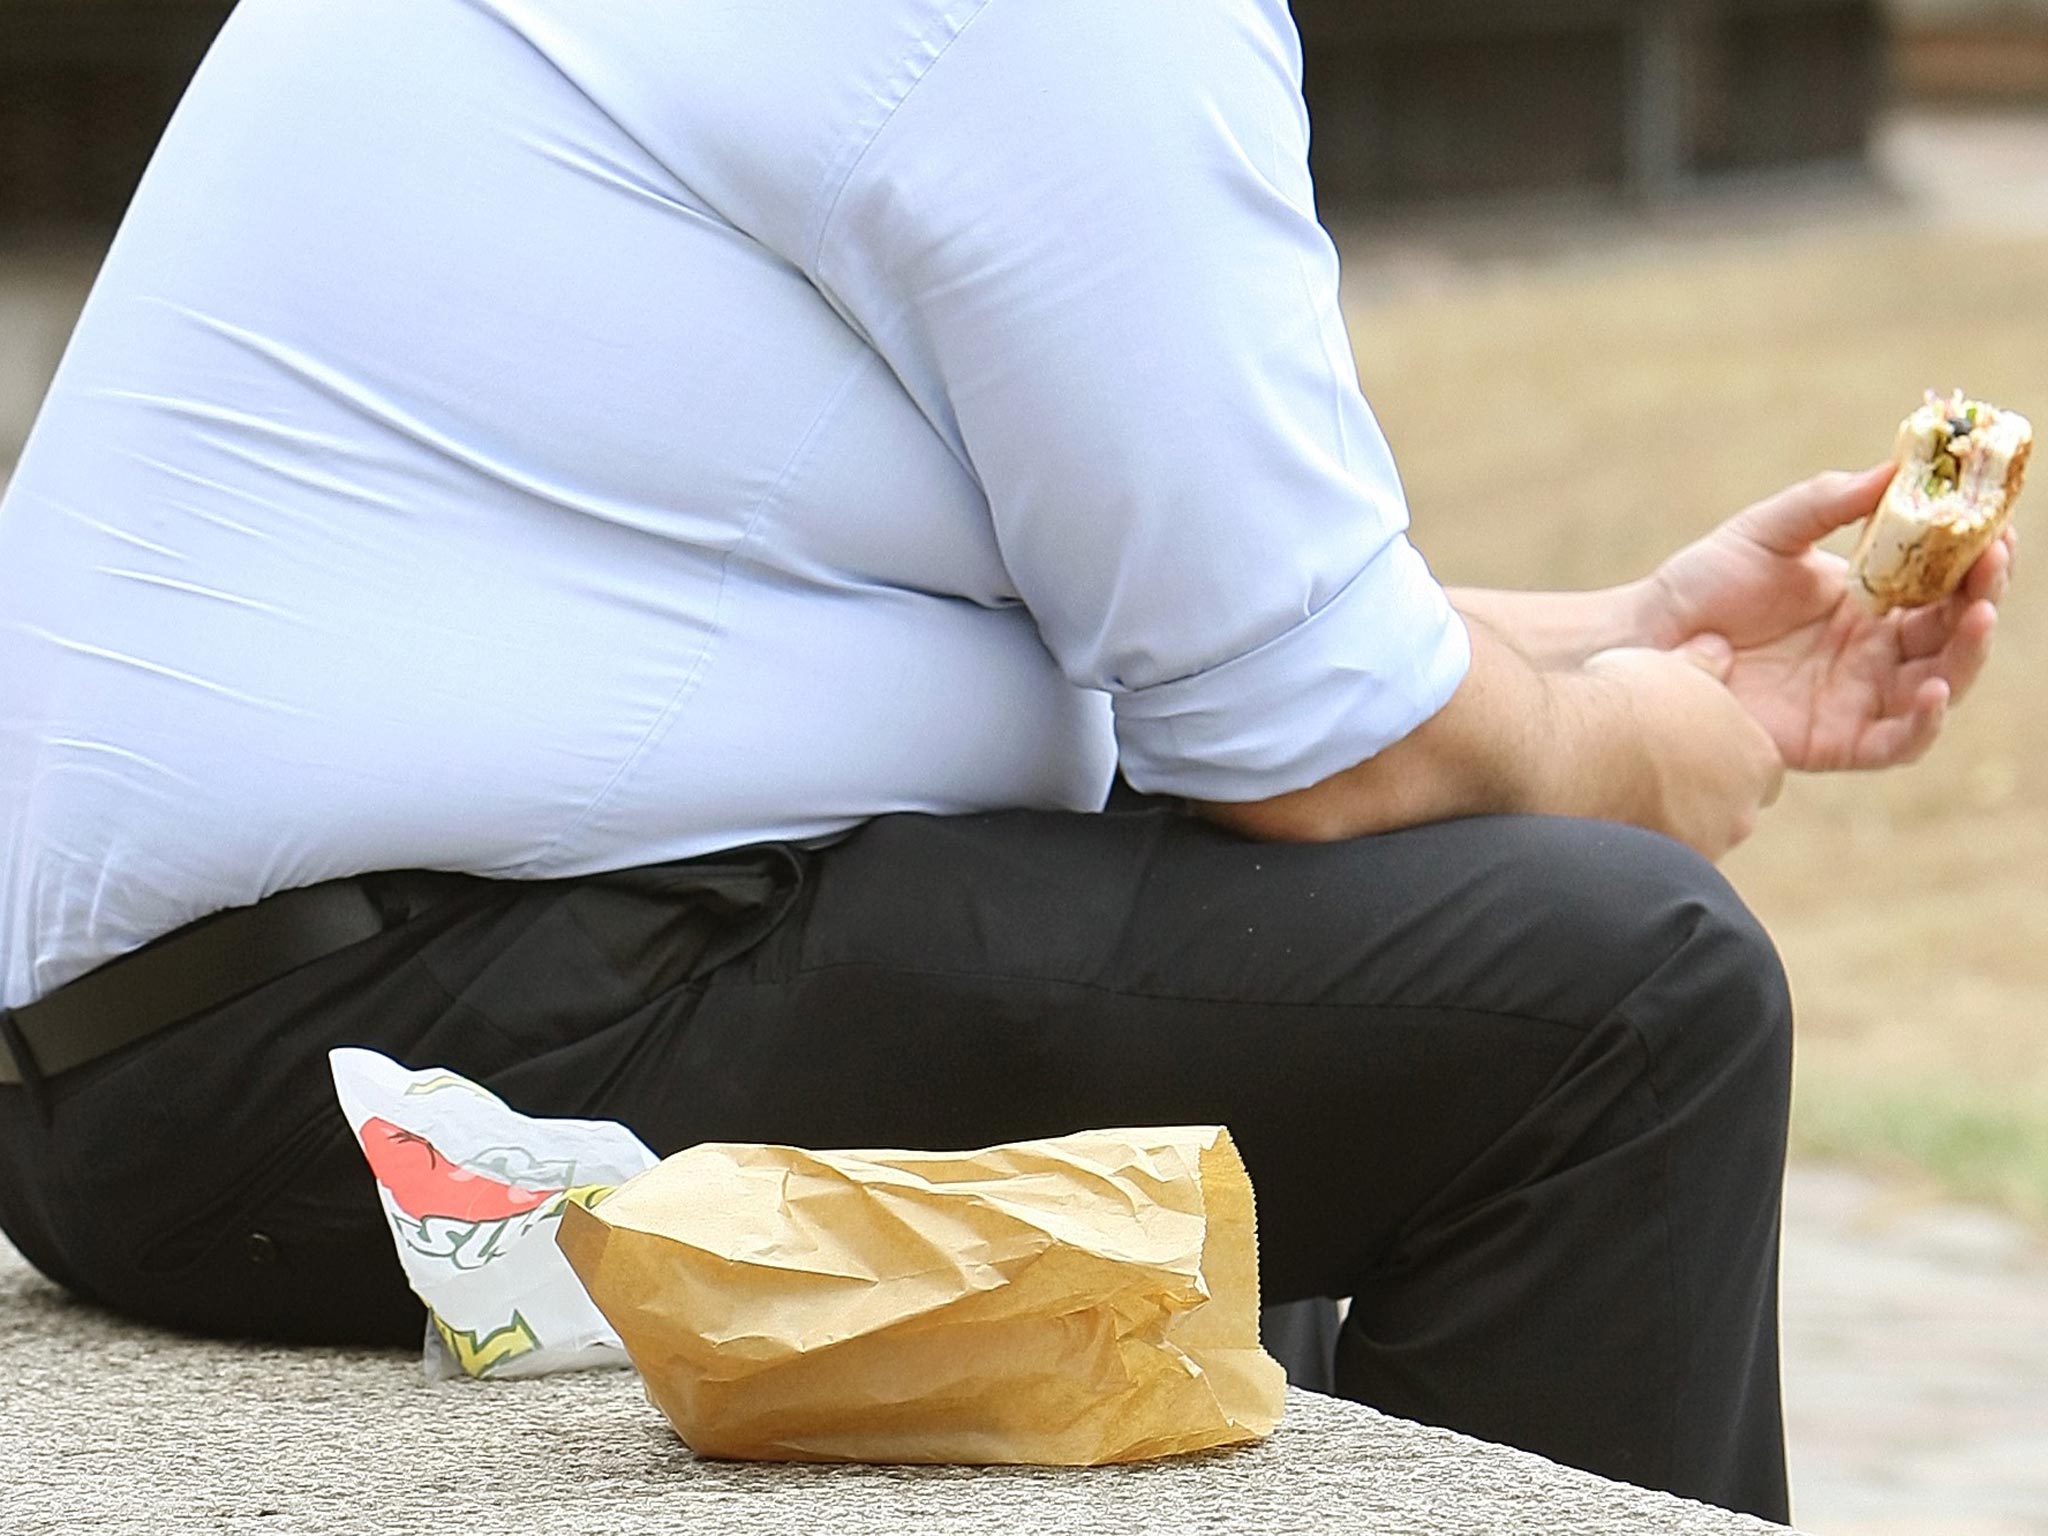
[1619,838,1794,1151]
[1472,819,1794,1200]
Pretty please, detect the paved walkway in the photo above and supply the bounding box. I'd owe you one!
[1782,1165,2048,1536]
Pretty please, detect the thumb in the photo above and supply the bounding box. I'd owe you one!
[1743,462,1894,554]
[1677,632,1734,680]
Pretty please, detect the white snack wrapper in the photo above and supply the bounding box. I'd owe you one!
[329,1047,658,1380]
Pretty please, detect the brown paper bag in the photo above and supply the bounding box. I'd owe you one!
[556,1124,1286,1464]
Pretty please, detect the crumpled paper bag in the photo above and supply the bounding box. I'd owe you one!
[556,1125,1287,1464]
[330,1048,657,1379]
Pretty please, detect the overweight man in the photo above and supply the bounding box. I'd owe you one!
[0,1,2012,1522]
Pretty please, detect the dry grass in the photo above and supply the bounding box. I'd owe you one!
[1337,223,2048,1211]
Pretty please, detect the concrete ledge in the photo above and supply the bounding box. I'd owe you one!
[3,1240,1799,1535]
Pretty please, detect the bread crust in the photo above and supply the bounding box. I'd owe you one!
[1849,491,2004,613]
[2008,431,2035,507]
[1848,402,2031,613]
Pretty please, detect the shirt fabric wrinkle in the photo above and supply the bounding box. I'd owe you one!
[0,0,1467,1008]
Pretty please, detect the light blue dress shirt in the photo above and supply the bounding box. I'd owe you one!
[0,0,1469,1007]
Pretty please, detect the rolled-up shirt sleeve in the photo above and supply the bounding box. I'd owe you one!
[810,0,1470,802]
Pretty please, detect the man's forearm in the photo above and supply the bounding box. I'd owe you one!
[1198,619,1661,844]
[1448,583,1658,670]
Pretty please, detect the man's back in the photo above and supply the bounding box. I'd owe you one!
[0,0,1161,1006]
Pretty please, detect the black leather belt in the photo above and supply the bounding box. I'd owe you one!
[0,879,393,1087]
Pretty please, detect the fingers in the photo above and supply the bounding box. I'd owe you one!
[1759,741,1787,808]
[1895,540,2006,662]
[1854,677,1950,770]
[1962,533,2014,606]
[1894,598,1998,708]
[1676,631,1734,680]
[1942,600,1999,704]
[1740,463,1894,554]
[1898,592,1962,660]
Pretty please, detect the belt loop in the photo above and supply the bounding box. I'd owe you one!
[0,1009,55,1126]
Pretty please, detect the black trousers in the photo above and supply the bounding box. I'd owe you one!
[0,809,1793,1521]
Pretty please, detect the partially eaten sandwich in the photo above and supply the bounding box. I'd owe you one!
[1849,390,2032,613]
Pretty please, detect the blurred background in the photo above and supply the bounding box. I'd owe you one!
[2,1,2045,1530]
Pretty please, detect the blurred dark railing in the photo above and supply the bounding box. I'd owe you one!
[1294,0,1886,207]
[0,0,1883,231]
[0,0,235,227]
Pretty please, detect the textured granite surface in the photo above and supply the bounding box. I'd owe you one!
[1,1239,1799,1536]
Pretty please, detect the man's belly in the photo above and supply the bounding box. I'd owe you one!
[0,538,1115,1010]
[0,0,1123,1009]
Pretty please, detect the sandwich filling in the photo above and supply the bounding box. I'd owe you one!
[1851,389,2033,612]
[1897,389,2028,522]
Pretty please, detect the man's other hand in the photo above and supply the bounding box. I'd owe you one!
[1199,619,1784,863]
[1643,466,2015,771]
[1582,640,1786,860]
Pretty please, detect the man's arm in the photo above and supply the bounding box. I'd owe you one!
[807,2,1788,843]
[813,2,1473,806]
[1444,585,1657,669]
[1196,620,1784,859]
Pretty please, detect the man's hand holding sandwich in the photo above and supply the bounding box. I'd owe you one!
[1203,465,2016,860]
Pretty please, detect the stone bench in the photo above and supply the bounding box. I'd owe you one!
[3,1238,1800,1535]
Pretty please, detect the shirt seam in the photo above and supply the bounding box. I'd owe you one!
[1262,56,1354,467]
[806,0,1000,274]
